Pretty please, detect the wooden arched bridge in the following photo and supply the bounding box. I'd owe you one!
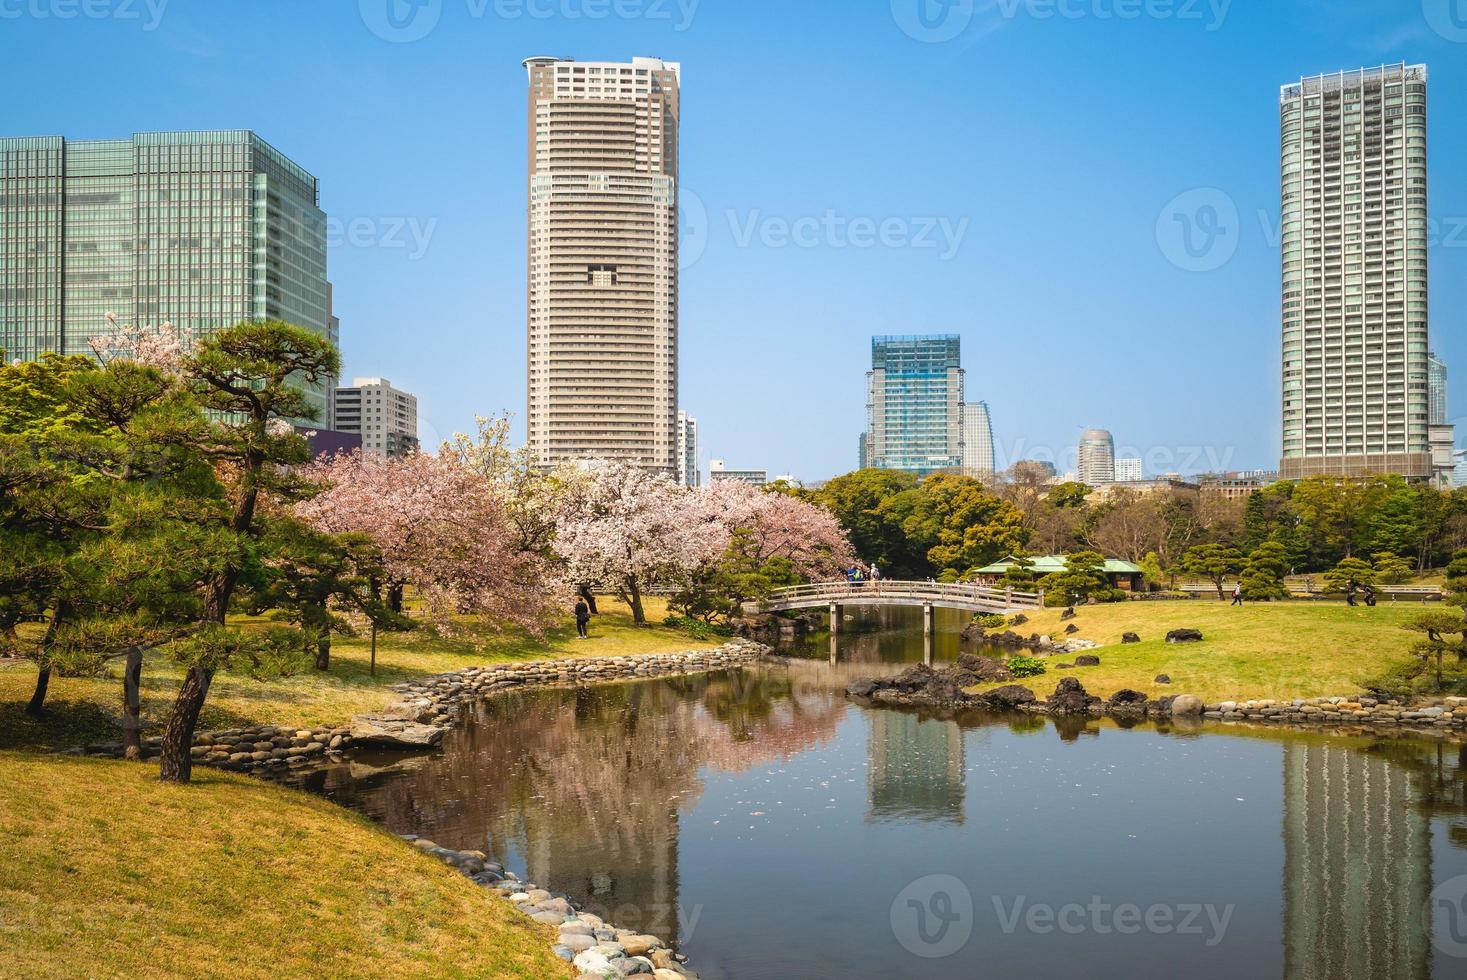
[744,581,1044,634]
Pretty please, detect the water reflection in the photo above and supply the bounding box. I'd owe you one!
[296,631,1467,979]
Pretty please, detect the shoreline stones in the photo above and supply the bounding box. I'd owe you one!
[66,725,352,771]
[403,836,702,979]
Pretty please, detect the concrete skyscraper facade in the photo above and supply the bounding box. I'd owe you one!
[0,130,330,419]
[1428,351,1448,425]
[1279,65,1437,481]
[1077,428,1116,486]
[864,335,963,476]
[675,410,698,487]
[334,377,419,458]
[959,400,995,477]
[524,56,681,472]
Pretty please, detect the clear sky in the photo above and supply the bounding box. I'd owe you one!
[4,0,1466,481]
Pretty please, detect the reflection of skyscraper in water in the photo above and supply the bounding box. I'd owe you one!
[1282,742,1432,980]
[867,712,965,824]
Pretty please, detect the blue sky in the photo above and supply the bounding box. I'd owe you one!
[5,0,1467,480]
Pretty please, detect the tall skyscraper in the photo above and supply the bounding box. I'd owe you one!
[675,410,698,486]
[1077,429,1116,486]
[1279,65,1437,480]
[334,377,419,458]
[524,56,681,472]
[0,130,330,420]
[864,335,963,476]
[1428,351,1448,425]
[959,401,995,477]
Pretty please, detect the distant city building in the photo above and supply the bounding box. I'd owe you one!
[1455,449,1467,489]
[295,426,362,460]
[960,401,995,477]
[1090,477,1200,502]
[1429,351,1448,425]
[709,459,766,486]
[858,432,871,471]
[0,129,330,419]
[676,411,698,487]
[1077,428,1115,486]
[864,335,963,476]
[1199,471,1277,500]
[1279,65,1446,482]
[524,56,681,472]
[334,377,419,458]
[325,282,341,430]
[1113,457,1143,482]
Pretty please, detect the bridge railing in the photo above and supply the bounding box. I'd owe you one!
[760,580,1044,609]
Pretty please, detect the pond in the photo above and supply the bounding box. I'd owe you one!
[296,607,1467,979]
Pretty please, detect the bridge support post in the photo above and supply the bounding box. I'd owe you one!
[922,603,934,636]
[830,603,842,634]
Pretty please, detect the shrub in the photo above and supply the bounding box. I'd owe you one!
[1095,589,1130,604]
[1006,655,1048,678]
[662,615,734,641]
[975,613,1008,630]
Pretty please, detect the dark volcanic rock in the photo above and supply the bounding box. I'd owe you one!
[959,622,986,643]
[1064,624,1080,635]
[955,654,1014,683]
[1121,633,1141,644]
[980,685,1038,709]
[1011,614,1029,626]
[1107,689,1149,714]
[1046,677,1101,716]
[1073,655,1100,667]
[1154,674,1171,684]
[845,679,879,698]
[1166,629,1204,644]
[1059,607,1076,621]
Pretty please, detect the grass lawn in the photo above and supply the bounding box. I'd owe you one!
[0,752,571,979]
[0,596,716,751]
[973,599,1426,703]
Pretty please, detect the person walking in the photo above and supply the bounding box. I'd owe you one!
[1231,582,1243,606]
[574,598,591,639]
[871,563,882,591]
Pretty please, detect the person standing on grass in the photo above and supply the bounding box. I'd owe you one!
[574,598,591,639]
[1232,582,1243,606]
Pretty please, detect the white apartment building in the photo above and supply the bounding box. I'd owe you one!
[1280,64,1444,481]
[334,377,419,458]
[1077,429,1115,486]
[1114,457,1143,482]
[960,401,996,477]
[676,410,698,486]
[524,56,681,472]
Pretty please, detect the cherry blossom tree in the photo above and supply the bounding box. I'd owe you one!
[296,450,559,638]
[88,311,190,372]
[695,480,854,580]
[554,463,729,624]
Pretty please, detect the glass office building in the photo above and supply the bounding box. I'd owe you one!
[864,335,964,476]
[0,130,330,418]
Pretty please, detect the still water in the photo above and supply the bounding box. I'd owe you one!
[299,608,1467,979]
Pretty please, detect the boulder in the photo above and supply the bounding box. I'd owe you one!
[1059,607,1076,621]
[959,622,986,643]
[1064,624,1080,635]
[1073,655,1100,667]
[980,684,1037,709]
[1121,632,1141,644]
[955,654,1014,683]
[1170,694,1205,717]
[1010,613,1029,626]
[348,713,447,748]
[845,679,878,698]
[1108,688,1148,707]
[1166,629,1204,644]
[1154,674,1171,684]
[1046,677,1100,715]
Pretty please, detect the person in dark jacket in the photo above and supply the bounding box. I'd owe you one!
[574,599,591,638]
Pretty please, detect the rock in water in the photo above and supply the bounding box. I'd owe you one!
[981,685,1038,709]
[348,714,447,747]
[1047,677,1100,715]
[1165,629,1204,644]
[1170,694,1205,716]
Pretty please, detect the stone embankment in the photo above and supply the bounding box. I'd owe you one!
[406,836,700,979]
[846,657,1467,740]
[63,725,353,771]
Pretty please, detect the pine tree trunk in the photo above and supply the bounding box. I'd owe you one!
[25,665,50,717]
[122,647,143,760]
[159,666,212,783]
